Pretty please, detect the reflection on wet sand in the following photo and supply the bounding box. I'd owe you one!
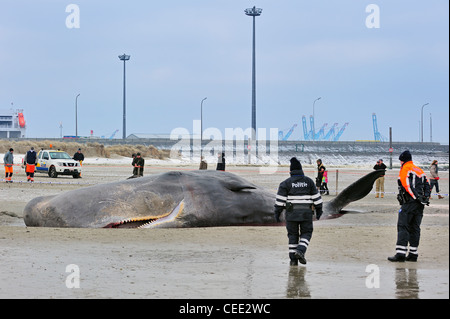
[395,267,419,299]
[286,266,311,298]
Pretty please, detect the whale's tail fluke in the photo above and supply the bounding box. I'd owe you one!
[324,170,386,216]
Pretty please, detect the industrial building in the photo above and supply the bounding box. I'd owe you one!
[0,109,26,138]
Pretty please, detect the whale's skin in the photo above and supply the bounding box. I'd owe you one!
[23,169,385,229]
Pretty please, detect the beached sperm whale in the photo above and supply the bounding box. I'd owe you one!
[23,170,385,228]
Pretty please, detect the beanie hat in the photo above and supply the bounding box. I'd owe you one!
[290,157,302,171]
[399,150,412,162]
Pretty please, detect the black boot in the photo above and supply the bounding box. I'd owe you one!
[388,254,405,262]
[406,254,418,262]
[290,260,298,266]
[294,251,307,265]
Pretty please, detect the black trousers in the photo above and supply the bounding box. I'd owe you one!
[395,200,424,257]
[286,220,313,260]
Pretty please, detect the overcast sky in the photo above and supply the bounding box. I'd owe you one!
[1,0,448,144]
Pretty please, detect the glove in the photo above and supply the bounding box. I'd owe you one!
[274,207,283,222]
[274,212,281,223]
[316,209,323,220]
[435,177,440,180]
[418,196,430,206]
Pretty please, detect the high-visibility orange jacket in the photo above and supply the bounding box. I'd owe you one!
[398,160,430,200]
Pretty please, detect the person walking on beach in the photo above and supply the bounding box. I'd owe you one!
[429,160,444,199]
[373,159,387,198]
[275,157,323,266]
[388,150,430,262]
[24,147,37,182]
[3,148,14,183]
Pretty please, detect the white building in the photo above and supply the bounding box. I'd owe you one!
[0,109,26,138]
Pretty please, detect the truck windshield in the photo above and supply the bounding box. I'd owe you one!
[49,152,72,160]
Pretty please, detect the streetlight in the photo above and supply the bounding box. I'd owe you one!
[75,93,80,137]
[312,97,321,141]
[420,102,429,143]
[119,54,131,140]
[200,97,207,157]
[245,6,262,140]
[430,113,432,142]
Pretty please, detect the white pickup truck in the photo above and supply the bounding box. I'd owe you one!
[35,150,82,178]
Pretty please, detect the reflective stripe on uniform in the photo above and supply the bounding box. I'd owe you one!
[299,238,310,248]
[396,245,407,255]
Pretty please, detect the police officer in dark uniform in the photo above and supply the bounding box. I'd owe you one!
[275,157,323,266]
[388,150,430,262]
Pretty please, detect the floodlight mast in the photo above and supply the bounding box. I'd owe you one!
[245,6,262,140]
[119,54,131,140]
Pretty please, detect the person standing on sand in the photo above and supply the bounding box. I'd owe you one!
[373,159,387,198]
[316,159,326,194]
[24,147,37,182]
[73,148,84,177]
[274,157,323,266]
[321,169,329,195]
[388,150,430,262]
[216,153,225,171]
[429,160,444,199]
[199,156,207,170]
[132,153,145,176]
[3,148,14,183]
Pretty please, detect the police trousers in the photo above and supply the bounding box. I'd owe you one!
[286,220,313,260]
[396,200,424,256]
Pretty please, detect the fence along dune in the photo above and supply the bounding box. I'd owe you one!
[0,140,169,159]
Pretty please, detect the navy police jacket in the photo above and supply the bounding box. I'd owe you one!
[275,169,323,221]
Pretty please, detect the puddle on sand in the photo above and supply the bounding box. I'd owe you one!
[279,262,449,299]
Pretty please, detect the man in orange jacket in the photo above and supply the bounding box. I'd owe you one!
[388,150,430,262]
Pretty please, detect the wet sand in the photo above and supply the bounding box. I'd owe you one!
[0,163,448,299]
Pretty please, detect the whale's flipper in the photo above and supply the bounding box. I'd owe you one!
[325,170,386,215]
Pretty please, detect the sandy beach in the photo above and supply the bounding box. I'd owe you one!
[0,159,448,299]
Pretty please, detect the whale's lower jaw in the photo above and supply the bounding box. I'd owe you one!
[103,201,185,229]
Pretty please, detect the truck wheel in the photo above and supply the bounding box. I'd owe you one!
[49,166,58,178]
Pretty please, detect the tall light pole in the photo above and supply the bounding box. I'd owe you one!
[75,93,80,137]
[429,113,432,143]
[420,102,429,143]
[200,97,207,157]
[312,97,321,141]
[245,6,262,140]
[119,54,131,140]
